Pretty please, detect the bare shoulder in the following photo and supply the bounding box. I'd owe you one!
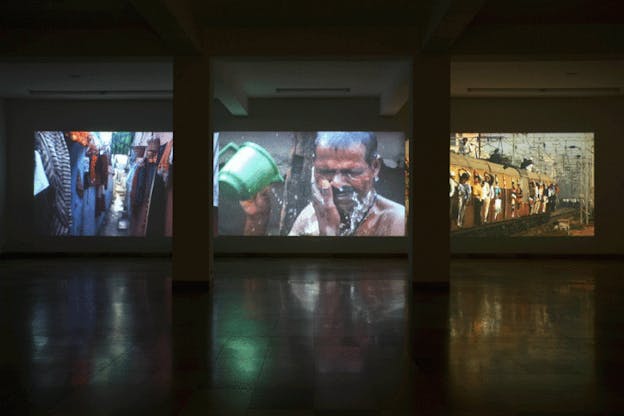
[376,196,405,219]
[374,196,406,235]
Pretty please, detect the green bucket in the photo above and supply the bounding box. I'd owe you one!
[218,142,284,200]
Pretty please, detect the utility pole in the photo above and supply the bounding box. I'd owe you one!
[560,144,565,185]
[585,157,588,225]
[585,157,588,224]
[579,157,584,225]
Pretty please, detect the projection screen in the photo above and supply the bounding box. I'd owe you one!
[450,132,594,237]
[34,131,173,237]
[215,131,407,237]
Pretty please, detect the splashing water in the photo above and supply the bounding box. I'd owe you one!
[270,187,284,206]
[339,190,376,236]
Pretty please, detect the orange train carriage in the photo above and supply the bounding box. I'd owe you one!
[450,152,556,232]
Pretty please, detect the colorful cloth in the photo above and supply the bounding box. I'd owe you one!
[158,140,173,182]
[34,150,50,196]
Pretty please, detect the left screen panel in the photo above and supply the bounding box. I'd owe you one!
[33,131,173,237]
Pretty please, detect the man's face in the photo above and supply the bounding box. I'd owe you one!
[313,143,379,215]
[146,150,157,162]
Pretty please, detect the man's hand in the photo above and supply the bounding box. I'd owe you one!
[240,187,271,235]
[240,187,271,217]
[311,179,341,236]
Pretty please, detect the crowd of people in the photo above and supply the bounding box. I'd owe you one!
[449,169,559,229]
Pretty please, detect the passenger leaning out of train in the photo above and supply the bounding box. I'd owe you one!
[493,179,502,221]
[472,174,483,226]
[535,183,542,213]
[481,173,492,224]
[456,172,471,228]
[449,171,458,198]
[450,170,458,221]
[528,181,535,215]
[488,175,497,221]
[510,182,518,218]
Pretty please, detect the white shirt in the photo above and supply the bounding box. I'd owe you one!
[481,182,491,200]
[450,178,457,197]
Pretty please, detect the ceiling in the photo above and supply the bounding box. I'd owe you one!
[0,57,621,110]
[212,59,411,116]
[0,1,622,113]
[0,0,146,29]
[470,0,624,25]
[0,61,172,100]
[189,0,427,27]
[452,60,624,97]
[4,0,620,29]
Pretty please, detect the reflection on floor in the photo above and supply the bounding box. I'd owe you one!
[1,257,623,415]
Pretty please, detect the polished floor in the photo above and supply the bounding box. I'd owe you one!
[1,257,623,415]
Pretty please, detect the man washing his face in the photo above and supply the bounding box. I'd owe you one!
[241,132,405,236]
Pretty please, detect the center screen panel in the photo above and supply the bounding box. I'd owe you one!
[215,131,407,237]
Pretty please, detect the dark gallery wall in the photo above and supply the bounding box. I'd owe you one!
[183,26,450,282]
[451,96,624,255]
[4,99,172,253]
[212,96,410,255]
[213,97,409,132]
[7,95,619,256]
[1,93,411,256]
[173,51,448,285]
[0,99,6,252]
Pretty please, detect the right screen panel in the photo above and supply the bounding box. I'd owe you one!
[450,132,594,237]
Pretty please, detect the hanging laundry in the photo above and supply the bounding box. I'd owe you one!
[133,163,147,209]
[89,153,98,185]
[34,150,50,196]
[69,131,91,146]
[95,153,109,188]
[146,138,161,164]
[34,131,72,236]
[96,194,106,216]
[157,140,173,182]
[100,153,109,190]
[75,168,84,198]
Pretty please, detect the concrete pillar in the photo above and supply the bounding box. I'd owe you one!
[406,55,451,414]
[0,99,5,253]
[409,54,450,288]
[172,56,213,286]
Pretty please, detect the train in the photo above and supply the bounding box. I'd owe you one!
[450,152,558,232]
